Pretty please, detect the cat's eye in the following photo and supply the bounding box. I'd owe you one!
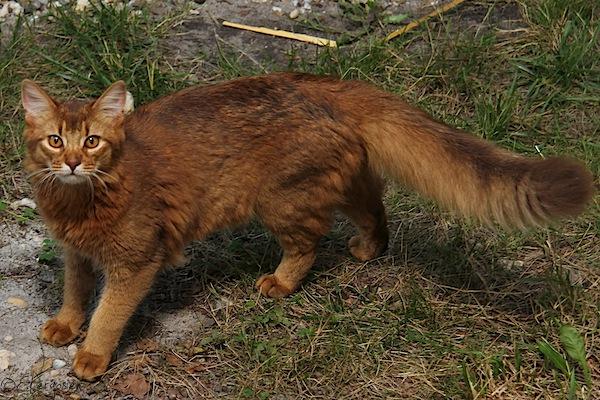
[84,135,100,149]
[48,135,63,148]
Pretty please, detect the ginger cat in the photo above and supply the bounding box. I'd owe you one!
[21,73,594,380]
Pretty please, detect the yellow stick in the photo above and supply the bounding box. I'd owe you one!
[222,21,337,48]
[385,0,466,42]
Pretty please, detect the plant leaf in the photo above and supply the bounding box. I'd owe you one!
[383,13,409,24]
[559,325,586,364]
[537,339,569,375]
[568,368,577,400]
[560,325,592,386]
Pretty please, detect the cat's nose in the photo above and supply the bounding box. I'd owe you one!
[65,158,81,172]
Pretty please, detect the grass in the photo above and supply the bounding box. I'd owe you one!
[0,0,598,398]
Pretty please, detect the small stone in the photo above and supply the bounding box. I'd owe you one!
[52,359,66,369]
[7,1,23,15]
[289,8,299,19]
[3,336,13,342]
[7,296,28,309]
[272,6,282,15]
[67,344,78,358]
[8,1,23,15]
[0,349,16,370]
[75,0,89,12]
[39,269,55,284]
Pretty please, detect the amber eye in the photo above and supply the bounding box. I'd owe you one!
[48,135,63,148]
[84,135,100,149]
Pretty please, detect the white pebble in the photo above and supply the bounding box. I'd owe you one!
[3,336,13,342]
[8,2,23,16]
[52,359,67,369]
[289,9,299,19]
[67,344,78,358]
[75,0,90,12]
[0,5,9,19]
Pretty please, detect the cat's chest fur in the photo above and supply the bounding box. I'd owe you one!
[34,184,153,267]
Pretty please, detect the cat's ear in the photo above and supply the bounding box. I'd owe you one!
[93,81,127,120]
[21,80,57,118]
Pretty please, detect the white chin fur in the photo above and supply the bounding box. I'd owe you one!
[57,174,87,184]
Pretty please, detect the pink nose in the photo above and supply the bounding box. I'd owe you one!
[65,158,81,172]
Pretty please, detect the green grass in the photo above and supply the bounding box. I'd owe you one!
[38,1,188,102]
[1,0,599,398]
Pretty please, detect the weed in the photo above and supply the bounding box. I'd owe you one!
[37,238,58,265]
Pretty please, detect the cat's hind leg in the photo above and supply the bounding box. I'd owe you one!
[256,208,332,298]
[340,170,389,261]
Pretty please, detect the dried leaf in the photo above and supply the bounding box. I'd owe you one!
[114,373,150,399]
[184,362,205,374]
[31,357,54,375]
[136,338,160,352]
[7,296,28,309]
[0,350,16,370]
[165,353,184,367]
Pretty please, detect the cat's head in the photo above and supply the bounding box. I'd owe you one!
[21,80,130,185]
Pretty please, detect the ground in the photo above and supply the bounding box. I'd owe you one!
[0,0,599,399]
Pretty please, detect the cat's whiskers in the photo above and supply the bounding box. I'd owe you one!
[27,167,52,179]
[33,170,55,190]
[35,173,57,197]
[90,172,109,194]
[94,168,118,183]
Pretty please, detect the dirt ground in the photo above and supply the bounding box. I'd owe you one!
[0,0,452,398]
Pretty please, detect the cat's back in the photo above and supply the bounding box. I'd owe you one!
[120,73,371,167]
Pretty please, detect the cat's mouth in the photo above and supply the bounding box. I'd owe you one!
[53,167,88,184]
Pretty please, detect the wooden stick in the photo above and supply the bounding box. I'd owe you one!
[385,0,466,42]
[222,21,337,48]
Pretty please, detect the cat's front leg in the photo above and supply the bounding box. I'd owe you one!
[40,247,96,346]
[72,261,161,381]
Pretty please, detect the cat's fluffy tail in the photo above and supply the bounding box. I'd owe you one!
[359,102,595,228]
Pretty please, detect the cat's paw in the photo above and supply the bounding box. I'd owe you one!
[40,319,78,347]
[72,349,110,381]
[348,235,385,261]
[256,274,294,298]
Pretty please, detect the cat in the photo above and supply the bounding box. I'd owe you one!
[21,73,594,380]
